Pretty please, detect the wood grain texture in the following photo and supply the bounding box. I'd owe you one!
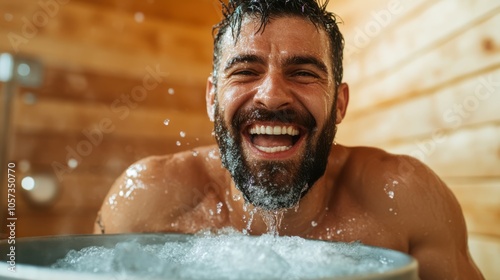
[335,1,500,276]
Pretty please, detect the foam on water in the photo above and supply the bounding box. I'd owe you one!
[52,230,399,280]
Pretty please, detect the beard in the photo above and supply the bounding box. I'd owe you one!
[213,101,338,211]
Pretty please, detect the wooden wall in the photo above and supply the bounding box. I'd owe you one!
[0,0,498,278]
[329,0,500,278]
[0,0,218,236]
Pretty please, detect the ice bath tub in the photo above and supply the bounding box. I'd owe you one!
[0,233,418,280]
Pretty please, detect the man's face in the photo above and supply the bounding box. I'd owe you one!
[212,16,338,210]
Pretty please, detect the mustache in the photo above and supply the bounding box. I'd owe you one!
[232,107,316,131]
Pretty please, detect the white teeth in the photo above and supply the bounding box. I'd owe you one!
[249,125,299,136]
[255,145,292,153]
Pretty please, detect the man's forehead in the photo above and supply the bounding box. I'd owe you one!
[222,15,323,43]
[219,16,332,66]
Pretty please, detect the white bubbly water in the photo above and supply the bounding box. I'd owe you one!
[51,231,401,279]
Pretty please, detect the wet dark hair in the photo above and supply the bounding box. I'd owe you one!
[211,0,344,88]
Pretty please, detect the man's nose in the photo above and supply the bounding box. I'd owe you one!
[253,74,293,110]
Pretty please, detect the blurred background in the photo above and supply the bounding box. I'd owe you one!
[0,0,498,278]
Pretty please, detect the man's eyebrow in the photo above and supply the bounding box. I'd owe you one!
[283,55,329,74]
[223,54,265,73]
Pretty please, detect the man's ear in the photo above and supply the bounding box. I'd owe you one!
[335,83,349,124]
[206,76,216,122]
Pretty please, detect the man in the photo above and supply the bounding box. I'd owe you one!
[95,0,484,279]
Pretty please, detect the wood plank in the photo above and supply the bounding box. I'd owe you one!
[21,65,207,112]
[445,178,500,237]
[468,234,500,279]
[0,0,214,83]
[11,94,215,141]
[12,132,161,173]
[337,68,500,145]
[15,170,114,212]
[71,0,222,27]
[346,10,500,115]
[331,0,427,64]
[10,130,215,175]
[378,123,500,178]
[15,207,97,237]
[344,0,500,85]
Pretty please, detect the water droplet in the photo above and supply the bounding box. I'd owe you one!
[108,194,118,209]
[232,194,241,201]
[179,131,186,138]
[216,202,223,214]
[134,12,144,23]
[192,150,199,157]
[23,92,37,105]
[311,221,318,227]
[168,88,175,95]
[389,208,393,212]
[176,141,181,146]
[208,149,218,159]
[21,177,35,191]
[163,119,170,126]
[17,63,30,76]
[4,13,13,22]
[388,191,394,199]
[209,209,214,216]
[67,158,79,169]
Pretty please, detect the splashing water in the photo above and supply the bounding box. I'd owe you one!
[259,209,285,235]
[51,231,408,280]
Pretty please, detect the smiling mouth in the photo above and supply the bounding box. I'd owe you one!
[247,124,302,154]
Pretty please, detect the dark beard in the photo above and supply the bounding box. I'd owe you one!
[214,103,337,210]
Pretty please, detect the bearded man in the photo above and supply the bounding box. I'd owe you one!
[95,0,484,279]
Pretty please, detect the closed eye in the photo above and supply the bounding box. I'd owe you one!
[233,70,258,76]
[292,70,319,77]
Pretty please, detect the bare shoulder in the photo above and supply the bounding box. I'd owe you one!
[342,146,483,279]
[344,146,462,229]
[95,145,226,234]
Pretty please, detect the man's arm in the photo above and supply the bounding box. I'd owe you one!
[394,156,484,279]
[93,154,202,234]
